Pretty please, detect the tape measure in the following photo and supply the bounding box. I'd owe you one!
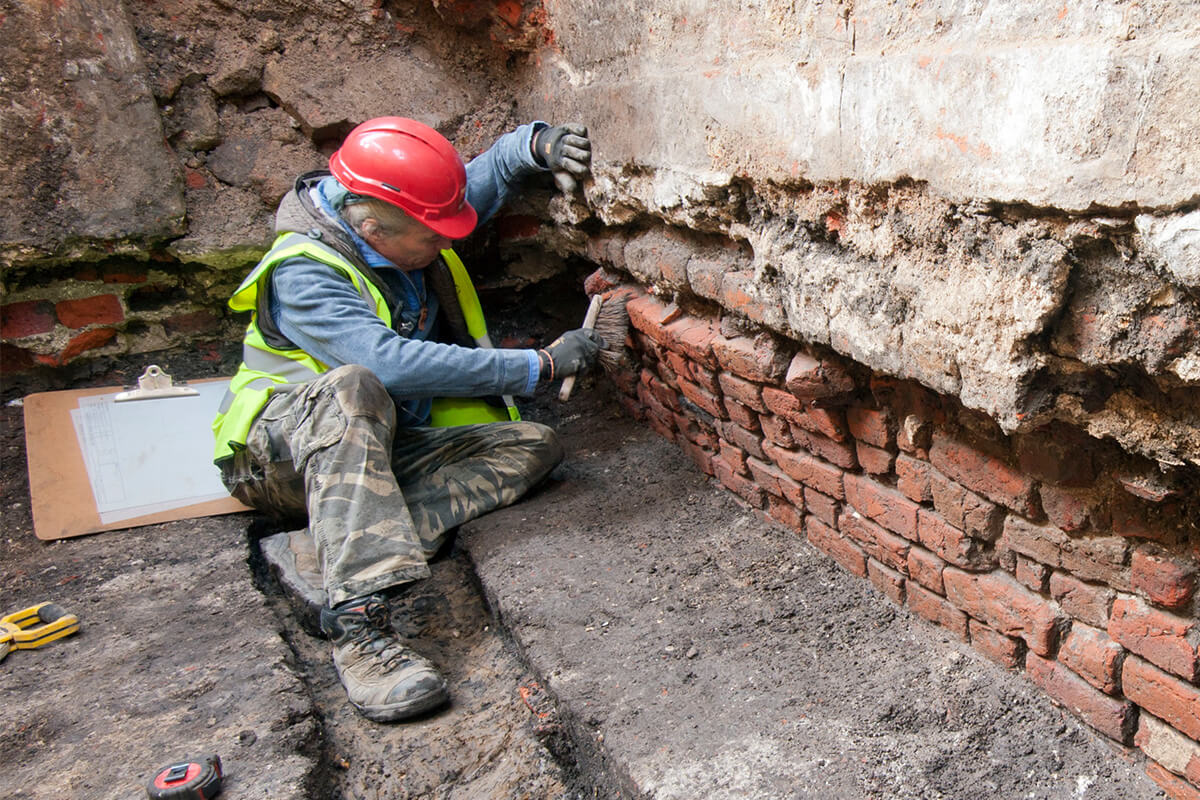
[146,755,223,799]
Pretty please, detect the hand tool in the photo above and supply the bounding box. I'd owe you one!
[146,754,223,799]
[0,602,80,661]
[558,291,630,401]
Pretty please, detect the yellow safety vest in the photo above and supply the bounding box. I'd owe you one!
[212,232,519,463]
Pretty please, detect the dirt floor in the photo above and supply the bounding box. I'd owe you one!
[0,358,1168,799]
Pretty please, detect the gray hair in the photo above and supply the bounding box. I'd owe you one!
[341,197,416,238]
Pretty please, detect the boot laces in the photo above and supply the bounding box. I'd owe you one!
[348,600,414,671]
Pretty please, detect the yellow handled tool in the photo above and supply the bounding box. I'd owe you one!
[0,602,80,661]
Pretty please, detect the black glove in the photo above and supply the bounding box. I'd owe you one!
[532,123,592,193]
[538,329,604,381]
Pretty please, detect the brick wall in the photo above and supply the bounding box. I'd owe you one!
[602,280,1200,799]
[1,257,247,374]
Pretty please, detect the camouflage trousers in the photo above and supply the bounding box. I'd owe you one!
[220,364,563,606]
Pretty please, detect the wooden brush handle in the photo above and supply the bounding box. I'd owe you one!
[558,295,604,401]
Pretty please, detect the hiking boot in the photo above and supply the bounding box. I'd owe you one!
[260,529,327,636]
[320,596,448,722]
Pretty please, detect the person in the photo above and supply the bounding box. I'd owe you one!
[211,116,601,723]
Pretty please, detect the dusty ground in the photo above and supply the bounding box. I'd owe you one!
[0,359,1167,799]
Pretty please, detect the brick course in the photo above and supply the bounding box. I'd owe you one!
[611,284,1200,766]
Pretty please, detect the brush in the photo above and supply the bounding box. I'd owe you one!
[558,291,630,401]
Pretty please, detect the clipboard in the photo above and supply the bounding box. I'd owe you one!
[24,368,250,540]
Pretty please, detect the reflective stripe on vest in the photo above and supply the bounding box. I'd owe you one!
[212,234,518,462]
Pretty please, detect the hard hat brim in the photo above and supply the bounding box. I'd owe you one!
[422,202,478,240]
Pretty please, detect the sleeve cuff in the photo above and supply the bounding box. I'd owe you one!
[524,349,542,393]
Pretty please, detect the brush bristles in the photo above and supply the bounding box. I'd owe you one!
[592,294,630,373]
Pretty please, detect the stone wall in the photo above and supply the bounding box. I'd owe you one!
[597,276,1199,798]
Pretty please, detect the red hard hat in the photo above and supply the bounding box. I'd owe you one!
[328,117,478,239]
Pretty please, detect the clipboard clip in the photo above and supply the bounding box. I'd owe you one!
[113,365,200,402]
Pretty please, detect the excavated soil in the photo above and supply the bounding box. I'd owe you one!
[0,357,1167,799]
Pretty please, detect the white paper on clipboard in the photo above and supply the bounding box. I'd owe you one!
[70,380,234,524]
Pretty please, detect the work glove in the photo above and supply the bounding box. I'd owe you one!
[538,328,604,381]
[532,123,592,194]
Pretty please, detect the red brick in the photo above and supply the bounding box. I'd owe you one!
[718,441,748,475]
[840,509,910,574]
[908,547,947,594]
[57,327,118,364]
[762,386,807,423]
[1112,495,1186,545]
[637,380,672,421]
[627,293,677,342]
[1000,517,1131,590]
[0,343,37,371]
[644,371,681,409]
[783,351,856,405]
[1109,595,1199,682]
[762,441,844,499]
[1145,762,1200,800]
[759,414,795,448]
[1059,623,1126,695]
[896,454,935,503]
[1137,714,1200,793]
[1041,485,1106,533]
[767,495,804,533]
[791,407,848,442]
[906,582,969,639]
[664,351,693,384]
[713,455,765,508]
[55,294,124,328]
[868,560,906,605]
[718,372,766,412]
[746,457,805,507]
[1,300,56,339]
[665,318,721,369]
[678,378,726,419]
[1026,652,1137,743]
[790,426,859,470]
[943,568,1066,655]
[847,406,894,449]
[807,517,867,577]
[646,412,676,442]
[854,442,893,475]
[969,620,1025,668]
[930,431,1038,516]
[1123,656,1200,740]
[693,363,724,396]
[583,267,624,296]
[618,394,645,422]
[680,439,714,476]
[164,310,221,336]
[1015,556,1050,593]
[1132,545,1197,611]
[844,474,919,540]
[711,333,791,383]
[723,399,759,430]
[718,421,765,459]
[928,471,1004,542]
[804,488,840,528]
[1014,425,1098,487]
[1049,572,1115,629]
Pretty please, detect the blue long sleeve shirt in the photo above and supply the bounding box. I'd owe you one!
[267,123,548,426]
